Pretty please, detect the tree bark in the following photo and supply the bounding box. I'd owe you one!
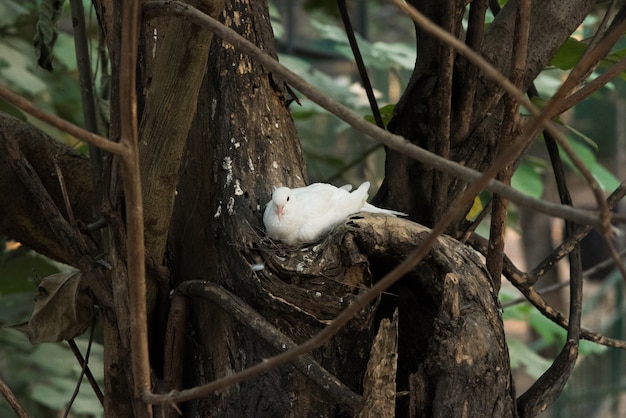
[0,113,95,266]
[0,0,608,416]
[377,0,595,236]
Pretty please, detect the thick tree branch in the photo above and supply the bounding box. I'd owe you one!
[487,0,530,289]
[0,113,96,265]
[452,0,487,144]
[144,281,363,413]
[143,0,623,230]
[139,0,223,262]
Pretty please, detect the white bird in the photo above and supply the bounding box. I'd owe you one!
[263,181,407,245]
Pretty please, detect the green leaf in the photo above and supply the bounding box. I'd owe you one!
[0,98,27,120]
[591,162,620,191]
[0,292,34,327]
[559,137,620,191]
[529,308,565,346]
[579,338,608,356]
[309,19,416,71]
[507,338,552,379]
[550,38,626,79]
[511,159,545,199]
[550,37,588,70]
[371,41,417,70]
[0,39,48,95]
[0,0,29,27]
[563,124,598,151]
[33,0,66,71]
[0,250,60,295]
[364,103,395,128]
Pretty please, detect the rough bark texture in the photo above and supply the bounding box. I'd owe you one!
[0,113,95,266]
[376,0,595,237]
[167,1,315,415]
[138,0,223,262]
[356,308,399,418]
[0,0,606,416]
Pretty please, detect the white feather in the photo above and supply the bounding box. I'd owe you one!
[263,181,406,245]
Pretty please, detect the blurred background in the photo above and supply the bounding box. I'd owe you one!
[1,1,625,416]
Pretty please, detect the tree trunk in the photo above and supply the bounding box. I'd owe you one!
[167,1,517,415]
[377,0,595,236]
[0,0,608,416]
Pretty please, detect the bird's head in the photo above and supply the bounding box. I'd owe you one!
[271,187,293,220]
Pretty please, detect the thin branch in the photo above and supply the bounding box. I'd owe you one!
[487,0,531,288]
[145,282,362,413]
[64,323,103,418]
[337,0,383,129]
[452,0,488,144]
[546,0,625,118]
[142,0,624,230]
[546,5,626,246]
[517,88,585,414]
[67,334,105,406]
[160,293,187,418]
[69,0,104,201]
[531,182,626,279]
[502,248,626,308]
[119,0,151,416]
[0,85,125,155]
[0,373,30,418]
[508,271,626,350]
[429,1,455,224]
[54,160,77,226]
[556,55,626,115]
[469,234,626,349]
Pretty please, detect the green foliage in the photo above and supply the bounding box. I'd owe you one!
[278,52,389,184]
[33,0,65,71]
[507,339,553,379]
[0,248,61,297]
[0,0,97,135]
[364,103,396,128]
[500,286,609,378]
[0,328,104,418]
[0,241,103,417]
[550,37,589,71]
[310,20,416,71]
[511,157,546,199]
[559,135,621,191]
[275,5,415,184]
[550,36,626,80]
[0,1,31,28]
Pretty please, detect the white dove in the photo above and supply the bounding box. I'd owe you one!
[263,181,407,245]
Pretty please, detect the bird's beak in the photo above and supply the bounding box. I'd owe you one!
[277,205,284,220]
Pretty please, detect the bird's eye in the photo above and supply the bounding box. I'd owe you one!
[286,196,290,202]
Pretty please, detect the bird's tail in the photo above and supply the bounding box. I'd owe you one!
[361,202,408,217]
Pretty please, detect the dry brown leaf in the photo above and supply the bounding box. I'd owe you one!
[11,270,94,343]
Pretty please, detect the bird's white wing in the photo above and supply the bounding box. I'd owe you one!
[291,183,350,218]
[361,202,408,217]
[264,182,387,245]
[291,182,370,242]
